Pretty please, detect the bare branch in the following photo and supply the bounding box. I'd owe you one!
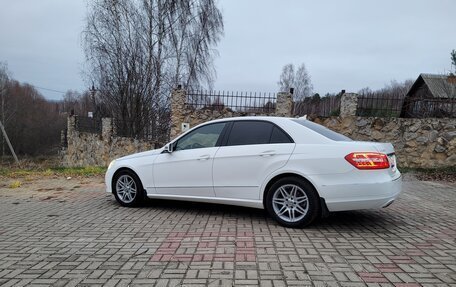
[82,0,223,142]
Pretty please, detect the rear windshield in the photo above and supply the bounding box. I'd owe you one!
[292,119,352,142]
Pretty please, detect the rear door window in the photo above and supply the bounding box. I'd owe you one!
[226,121,273,146]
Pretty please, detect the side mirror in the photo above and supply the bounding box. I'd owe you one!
[163,143,174,153]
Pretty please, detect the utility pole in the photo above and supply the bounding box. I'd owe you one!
[0,119,18,164]
[90,84,97,118]
[0,63,8,162]
[1,91,4,158]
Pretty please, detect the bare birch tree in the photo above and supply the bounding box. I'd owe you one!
[83,0,223,142]
[278,63,313,101]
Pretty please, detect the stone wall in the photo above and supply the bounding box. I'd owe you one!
[62,89,455,169]
[61,117,155,167]
[313,116,456,168]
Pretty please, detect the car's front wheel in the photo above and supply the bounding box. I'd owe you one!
[266,177,320,228]
[113,170,144,207]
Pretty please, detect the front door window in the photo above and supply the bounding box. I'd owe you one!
[175,123,226,151]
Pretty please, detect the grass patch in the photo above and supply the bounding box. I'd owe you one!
[8,180,22,188]
[49,166,107,176]
[0,166,107,178]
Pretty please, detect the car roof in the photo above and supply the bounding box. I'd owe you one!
[206,116,290,124]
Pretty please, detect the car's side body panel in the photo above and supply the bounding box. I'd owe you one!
[152,147,219,197]
[212,143,295,199]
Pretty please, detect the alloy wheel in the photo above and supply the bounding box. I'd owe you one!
[116,174,137,204]
[272,184,309,223]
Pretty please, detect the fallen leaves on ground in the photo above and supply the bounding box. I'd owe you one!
[415,172,456,183]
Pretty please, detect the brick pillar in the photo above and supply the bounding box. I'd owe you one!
[340,93,358,117]
[67,115,76,144]
[102,118,113,140]
[101,118,113,166]
[170,87,187,139]
[62,115,76,167]
[275,92,293,117]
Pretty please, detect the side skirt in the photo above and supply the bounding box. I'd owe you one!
[146,194,264,209]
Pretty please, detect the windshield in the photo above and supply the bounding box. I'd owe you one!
[292,119,352,141]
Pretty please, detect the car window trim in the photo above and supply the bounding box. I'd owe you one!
[215,122,232,147]
[221,120,294,147]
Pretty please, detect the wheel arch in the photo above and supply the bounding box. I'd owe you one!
[262,172,329,217]
[111,167,144,192]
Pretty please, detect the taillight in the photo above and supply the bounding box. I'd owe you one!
[345,152,390,170]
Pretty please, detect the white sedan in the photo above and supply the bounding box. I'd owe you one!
[105,117,401,227]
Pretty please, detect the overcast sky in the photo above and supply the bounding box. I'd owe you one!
[0,0,455,100]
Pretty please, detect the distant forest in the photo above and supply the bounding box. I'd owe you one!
[0,78,65,156]
[0,63,98,157]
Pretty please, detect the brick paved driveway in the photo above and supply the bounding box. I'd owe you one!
[0,175,455,287]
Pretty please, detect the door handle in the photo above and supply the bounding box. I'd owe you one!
[198,155,210,160]
[259,150,276,157]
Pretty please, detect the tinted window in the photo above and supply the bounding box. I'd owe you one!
[292,119,352,141]
[227,121,273,146]
[175,123,226,151]
[270,126,293,143]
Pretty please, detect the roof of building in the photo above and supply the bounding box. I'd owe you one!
[408,73,456,99]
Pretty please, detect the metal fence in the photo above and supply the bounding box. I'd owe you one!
[186,90,277,114]
[114,115,170,146]
[356,96,404,117]
[74,116,102,134]
[293,95,341,117]
[357,95,456,118]
[402,98,456,118]
[115,118,147,139]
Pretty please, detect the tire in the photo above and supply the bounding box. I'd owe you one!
[265,176,320,228]
[112,169,145,207]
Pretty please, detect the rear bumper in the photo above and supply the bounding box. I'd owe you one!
[320,175,402,212]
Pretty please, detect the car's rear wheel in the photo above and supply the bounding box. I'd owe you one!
[113,170,144,207]
[266,177,320,228]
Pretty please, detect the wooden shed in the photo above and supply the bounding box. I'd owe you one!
[400,74,456,118]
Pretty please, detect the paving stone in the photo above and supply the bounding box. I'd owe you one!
[0,176,455,286]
